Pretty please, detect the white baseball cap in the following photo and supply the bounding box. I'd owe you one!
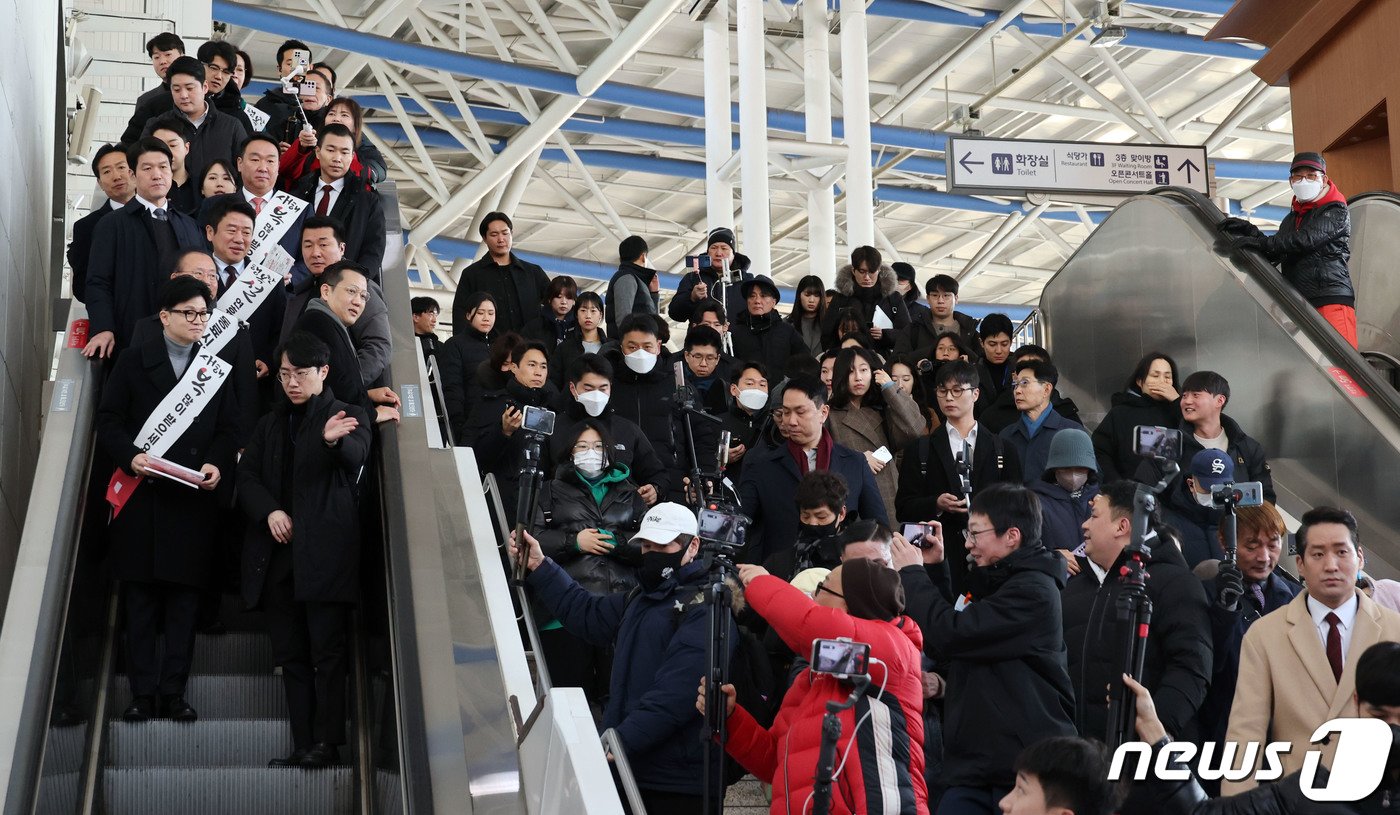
[629,502,699,545]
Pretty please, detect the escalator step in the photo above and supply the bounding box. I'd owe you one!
[40,720,87,775]
[109,675,287,719]
[189,632,275,674]
[104,767,352,815]
[107,719,293,767]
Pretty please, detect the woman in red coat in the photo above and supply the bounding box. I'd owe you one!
[703,558,929,815]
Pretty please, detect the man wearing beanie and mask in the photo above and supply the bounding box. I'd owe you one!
[891,483,1076,815]
[1218,151,1357,348]
[729,275,809,381]
[1030,428,1100,572]
[669,226,754,325]
[513,503,737,815]
[704,557,928,815]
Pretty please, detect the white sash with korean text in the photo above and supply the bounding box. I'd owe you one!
[244,105,270,133]
[247,190,307,262]
[132,353,233,457]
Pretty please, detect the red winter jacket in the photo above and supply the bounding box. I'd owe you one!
[725,575,928,815]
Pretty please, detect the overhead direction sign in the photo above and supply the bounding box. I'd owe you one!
[947,136,1209,197]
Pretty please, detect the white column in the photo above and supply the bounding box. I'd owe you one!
[736,0,773,276]
[804,0,836,286]
[703,0,735,230]
[840,0,874,250]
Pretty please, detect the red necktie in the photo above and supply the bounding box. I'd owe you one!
[1325,612,1344,682]
[317,185,333,216]
[252,196,265,216]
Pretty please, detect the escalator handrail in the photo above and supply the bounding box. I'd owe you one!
[0,303,100,815]
[1348,190,1400,207]
[1147,186,1400,425]
[1362,350,1400,370]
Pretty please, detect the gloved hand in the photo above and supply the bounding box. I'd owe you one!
[1230,236,1265,252]
[1216,216,1256,235]
[1215,561,1245,612]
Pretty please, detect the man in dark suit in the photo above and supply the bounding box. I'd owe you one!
[198,133,307,269]
[95,276,241,722]
[450,211,550,335]
[292,261,399,424]
[84,138,205,359]
[896,360,1022,598]
[141,57,248,186]
[738,375,887,564]
[290,124,385,284]
[204,196,285,381]
[119,31,185,145]
[238,330,372,768]
[69,144,135,303]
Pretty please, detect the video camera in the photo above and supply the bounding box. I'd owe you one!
[698,505,748,561]
[1211,481,1264,509]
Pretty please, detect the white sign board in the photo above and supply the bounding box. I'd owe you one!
[947,136,1209,196]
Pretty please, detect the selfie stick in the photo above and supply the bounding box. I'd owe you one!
[812,673,872,815]
[1216,484,1241,566]
[513,432,546,585]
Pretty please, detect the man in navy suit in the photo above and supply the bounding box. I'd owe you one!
[84,138,205,359]
[290,124,385,284]
[738,375,887,563]
[68,144,135,303]
[198,133,306,270]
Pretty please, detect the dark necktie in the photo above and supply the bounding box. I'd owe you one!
[152,207,168,222]
[1249,581,1266,609]
[1325,612,1344,682]
[224,265,238,292]
[317,185,333,216]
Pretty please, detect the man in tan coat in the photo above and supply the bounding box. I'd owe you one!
[1223,506,1400,793]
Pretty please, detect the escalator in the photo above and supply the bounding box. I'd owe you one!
[1039,186,1400,577]
[0,182,528,814]
[1349,191,1400,375]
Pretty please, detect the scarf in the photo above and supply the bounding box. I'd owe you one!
[787,428,834,476]
[1292,178,1347,217]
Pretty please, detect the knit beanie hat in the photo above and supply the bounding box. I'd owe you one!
[839,557,905,621]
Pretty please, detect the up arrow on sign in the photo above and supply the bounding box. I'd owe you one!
[1178,158,1201,184]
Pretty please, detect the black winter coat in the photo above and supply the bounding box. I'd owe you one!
[451,254,550,336]
[95,332,241,587]
[728,312,809,381]
[720,401,768,484]
[237,389,371,606]
[130,314,259,448]
[1251,196,1355,307]
[86,200,205,348]
[437,327,494,443]
[1162,486,1226,569]
[1030,477,1099,554]
[290,172,386,279]
[121,85,172,145]
[547,332,605,390]
[464,378,557,522]
[546,396,670,497]
[900,544,1076,788]
[520,313,577,350]
[1062,544,1212,742]
[141,105,249,191]
[293,301,367,412]
[1091,389,1181,483]
[253,88,302,143]
[603,348,679,477]
[896,310,981,360]
[533,464,645,597]
[978,386,1082,434]
[667,266,752,326]
[68,201,117,304]
[1135,413,1276,505]
[821,263,911,353]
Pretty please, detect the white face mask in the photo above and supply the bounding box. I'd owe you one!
[1194,490,1216,508]
[576,390,609,417]
[1291,179,1325,203]
[573,450,606,477]
[737,388,768,412]
[1055,470,1089,493]
[624,349,657,374]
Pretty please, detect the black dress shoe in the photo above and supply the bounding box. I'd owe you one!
[162,696,198,722]
[121,696,156,722]
[268,748,309,768]
[299,742,340,768]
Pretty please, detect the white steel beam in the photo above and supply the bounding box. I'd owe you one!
[840,0,875,250]
[704,0,735,230]
[737,0,773,273]
[803,0,836,285]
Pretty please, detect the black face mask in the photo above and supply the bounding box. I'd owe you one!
[640,549,686,591]
[797,520,839,542]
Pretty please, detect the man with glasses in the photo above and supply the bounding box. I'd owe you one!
[1219,151,1358,348]
[738,375,886,563]
[292,261,400,424]
[729,275,808,381]
[96,276,240,724]
[897,361,1021,598]
[822,245,910,354]
[238,330,372,768]
[141,57,248,187]
[891,483,1076,815]
[998,358,1083,486]
[671,325,731,496]
[196,39,255,135]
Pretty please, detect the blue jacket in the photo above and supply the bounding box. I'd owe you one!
[1030,478,1099,553]
[1197,569,1301,744]
[527,557,735,795]
[998,408,1084,487]
[737,436,888,564]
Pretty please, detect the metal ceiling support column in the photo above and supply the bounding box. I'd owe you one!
[737,0,773,273]
[958,201,1049,285]
[840,0,875,250]
[703,0,735,229]
[1204,79,1271,154]
[804,0,836,286]
[499,147,543,215]
[406,0,687,247]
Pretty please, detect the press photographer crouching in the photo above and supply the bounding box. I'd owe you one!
[699,557,928,815]
[512,503,737,815]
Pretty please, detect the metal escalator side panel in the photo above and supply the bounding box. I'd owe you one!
[1348,192,1400,360]
[0,304,100,815]
[1039,190,1400,576]
[374,181,526,814]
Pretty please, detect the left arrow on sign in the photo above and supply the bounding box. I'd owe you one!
[959,151,985,174]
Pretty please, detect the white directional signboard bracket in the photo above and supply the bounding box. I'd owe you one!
[947,135,1210,197]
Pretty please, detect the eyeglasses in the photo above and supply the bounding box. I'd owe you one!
[276,367,319,384]
[963,527,995,542]
[203,62,234,78]
[571,442,605,453]
[1011,378,1046,390]
[1288,171,1322,182]
[935,386,974,399]
[166,308,212,323]
[687,352,719,364]
[815,581,844,600]
[337,285,370,303]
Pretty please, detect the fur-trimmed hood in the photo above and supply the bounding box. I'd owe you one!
[834,262,898,297]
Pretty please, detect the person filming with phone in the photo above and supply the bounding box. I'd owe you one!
[699,556,928,815]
